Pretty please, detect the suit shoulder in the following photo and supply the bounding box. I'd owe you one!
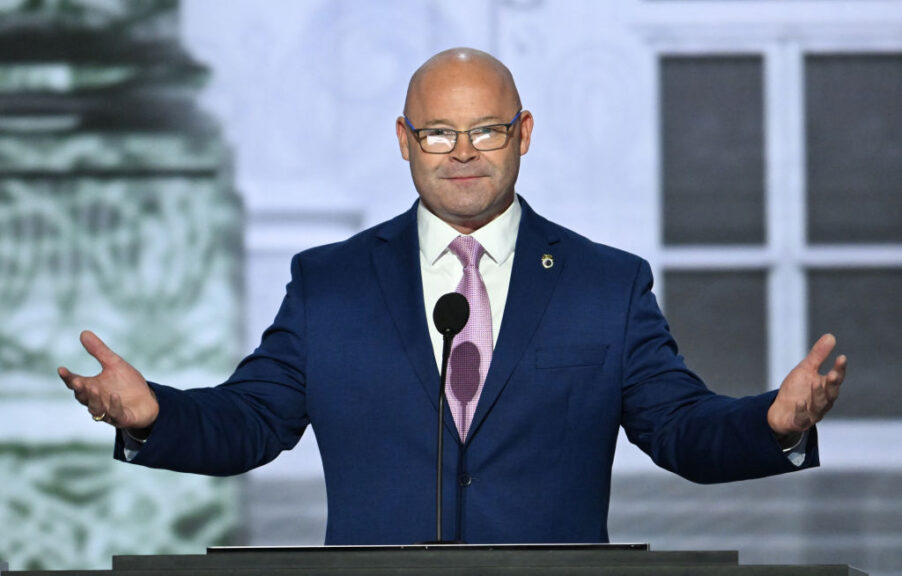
[289,209,412,270]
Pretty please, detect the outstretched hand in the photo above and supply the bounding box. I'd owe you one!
[768,333,846,441]
[58,330,159,431]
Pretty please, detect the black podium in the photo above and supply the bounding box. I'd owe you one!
[2,544,868,575]
[2,544,866,576]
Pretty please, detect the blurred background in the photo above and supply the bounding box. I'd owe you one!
[0,0,900,574]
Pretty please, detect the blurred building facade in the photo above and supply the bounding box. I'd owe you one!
[0,0,242,569]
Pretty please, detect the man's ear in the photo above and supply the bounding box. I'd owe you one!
[396,117,411,161]
[518,110,534,156]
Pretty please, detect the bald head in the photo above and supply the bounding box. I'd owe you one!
[404,47,521,116]
[396,47,533,234]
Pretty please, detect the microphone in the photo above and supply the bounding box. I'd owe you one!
[431,292,468,543]
[433,292,469,337]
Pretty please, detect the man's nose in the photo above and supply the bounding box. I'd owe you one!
[450,134,479,162]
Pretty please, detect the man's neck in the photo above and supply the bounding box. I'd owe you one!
[427,197,516,235]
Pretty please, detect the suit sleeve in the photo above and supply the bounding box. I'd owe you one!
[115,254,310,476]
[619,259,818,483]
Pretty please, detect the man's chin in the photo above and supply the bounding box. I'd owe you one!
[442,204,509,232]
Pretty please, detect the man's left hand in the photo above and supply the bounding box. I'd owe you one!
[768,333,846,443]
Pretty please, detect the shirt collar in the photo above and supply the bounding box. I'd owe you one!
[418,196,521,266]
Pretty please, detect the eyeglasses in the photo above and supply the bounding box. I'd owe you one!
[404,110,522,154]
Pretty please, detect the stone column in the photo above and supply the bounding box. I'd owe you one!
[0,1,242,569]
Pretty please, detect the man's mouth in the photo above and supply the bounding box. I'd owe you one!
[442,175,487,181]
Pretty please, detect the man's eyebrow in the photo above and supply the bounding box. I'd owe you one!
[421,115,506,128]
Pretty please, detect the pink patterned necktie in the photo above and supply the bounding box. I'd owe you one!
[446,235,493,441]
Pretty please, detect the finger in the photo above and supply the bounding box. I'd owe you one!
[108,392,129,428]
[58,366,82,390]
[802,333,837,371]
[826,369,843,389]
[824,372,843,405]
[62,370,93,404]
[810,379,831,417]
[824,355,846,393]
[85,386,107,419]
[79,330,121,369]
[65,374,92,405]
[829,355,847,385]
[73,386,91,405]
[86,394,105,419]
[791,399,813,431]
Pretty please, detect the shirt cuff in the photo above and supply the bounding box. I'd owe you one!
[121,429,147,462]
[782,429,810,467]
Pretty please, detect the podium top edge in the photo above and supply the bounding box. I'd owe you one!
[207,543,650,554]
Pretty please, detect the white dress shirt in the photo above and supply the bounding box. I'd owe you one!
[417,197,521,372]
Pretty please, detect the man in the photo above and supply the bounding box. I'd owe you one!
[59,48,846,544]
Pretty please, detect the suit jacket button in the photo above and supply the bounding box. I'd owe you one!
[458,474,472,487]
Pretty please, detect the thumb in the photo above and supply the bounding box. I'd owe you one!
[802,333,836,371]
[79,330,121,369]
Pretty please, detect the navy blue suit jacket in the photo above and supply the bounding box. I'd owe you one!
[117,198,817,544]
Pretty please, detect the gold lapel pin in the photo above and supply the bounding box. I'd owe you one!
[541,254,554,269]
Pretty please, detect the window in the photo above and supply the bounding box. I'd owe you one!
[658,50,902,416]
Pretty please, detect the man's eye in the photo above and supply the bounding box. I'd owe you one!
[422,129,454,138]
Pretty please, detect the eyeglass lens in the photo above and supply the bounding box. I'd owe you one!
[422,126,510,153]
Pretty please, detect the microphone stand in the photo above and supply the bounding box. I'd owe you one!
[435,331,454,543]
[426,292,468,545]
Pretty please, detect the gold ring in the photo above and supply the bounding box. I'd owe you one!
[93,413,106,422]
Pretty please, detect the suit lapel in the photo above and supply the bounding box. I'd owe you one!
[372,203,460,438]
[466,199,563,443]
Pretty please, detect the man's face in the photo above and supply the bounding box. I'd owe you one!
[396,60,533,233]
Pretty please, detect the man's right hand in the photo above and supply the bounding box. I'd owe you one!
[58,330,159,433]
